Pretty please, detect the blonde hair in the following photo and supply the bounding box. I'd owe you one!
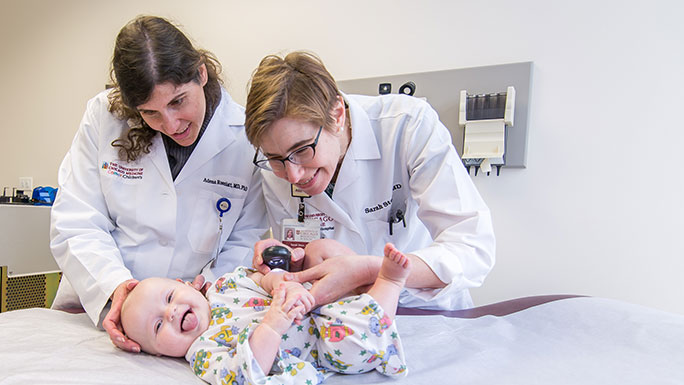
[245,51,340,147]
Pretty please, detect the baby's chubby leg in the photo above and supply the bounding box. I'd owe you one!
[310,243,410,376]
[366,243,411,319]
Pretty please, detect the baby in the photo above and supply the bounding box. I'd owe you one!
[120,243,411,384]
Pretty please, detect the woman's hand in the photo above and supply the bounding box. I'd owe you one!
[177,275,211,295]
[253,238,305,274]
[285,255,381,305]
[102,279,140,352]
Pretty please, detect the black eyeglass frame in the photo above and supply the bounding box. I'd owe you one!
[252,125,323,171]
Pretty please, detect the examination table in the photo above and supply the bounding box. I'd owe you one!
[1,295,683,384]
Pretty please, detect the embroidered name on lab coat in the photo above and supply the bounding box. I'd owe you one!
[202,178,248,192]
[364,184,403,214]
[101,161,143,180]
[364,198,392,214]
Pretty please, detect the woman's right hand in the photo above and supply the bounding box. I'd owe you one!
[253,238,305,274]
[102,279,141,352]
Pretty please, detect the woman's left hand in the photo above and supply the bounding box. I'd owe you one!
[284,254,381,305]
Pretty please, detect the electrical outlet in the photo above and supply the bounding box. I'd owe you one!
[19,177,33,191]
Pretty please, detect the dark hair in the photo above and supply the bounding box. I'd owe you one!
[108,15,222,161]
[244,51,341,147]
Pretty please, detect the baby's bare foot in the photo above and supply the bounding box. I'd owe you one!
[378,243,411,288]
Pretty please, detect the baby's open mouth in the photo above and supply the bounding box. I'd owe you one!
[181,309,198,332]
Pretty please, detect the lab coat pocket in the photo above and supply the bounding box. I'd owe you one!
[366,218,408,254]
[187,190,244,254]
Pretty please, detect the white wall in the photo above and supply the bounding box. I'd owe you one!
[2,0,682,313]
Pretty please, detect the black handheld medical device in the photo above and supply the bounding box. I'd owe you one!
[262,246,291,271]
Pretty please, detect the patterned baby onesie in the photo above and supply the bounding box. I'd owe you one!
[186,266,407,385]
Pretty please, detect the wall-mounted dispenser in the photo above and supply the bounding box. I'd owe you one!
[459,87,515,176]
[337,62,532,171]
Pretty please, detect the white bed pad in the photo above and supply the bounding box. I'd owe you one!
[1,297,683,385]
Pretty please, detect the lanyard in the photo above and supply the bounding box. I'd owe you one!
[297,198,306,222]
[211,197,232,267]
[291,184,310,223]
[282,185,321,249]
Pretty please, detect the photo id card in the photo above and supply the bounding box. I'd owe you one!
[281,218,320,249]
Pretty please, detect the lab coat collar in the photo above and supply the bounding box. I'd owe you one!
[267,94,384,245]
[148,135,175,192]
[174,89,244,184]
[331,94,380,196]
[343,93,381,161]
[287,95,380,243]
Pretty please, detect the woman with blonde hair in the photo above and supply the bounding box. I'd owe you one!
[246,51,495,311]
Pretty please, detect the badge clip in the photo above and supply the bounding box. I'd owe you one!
[291,185,310,223]
[216,197,231,217]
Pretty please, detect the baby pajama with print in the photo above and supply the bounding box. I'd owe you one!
[186,266,407,385]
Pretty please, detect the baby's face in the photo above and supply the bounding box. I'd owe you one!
[121,277,210,357]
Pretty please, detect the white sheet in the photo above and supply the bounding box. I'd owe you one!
[1,297,683,385]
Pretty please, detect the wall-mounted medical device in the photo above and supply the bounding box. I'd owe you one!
[459,86,515,176]
[337,62,532,171]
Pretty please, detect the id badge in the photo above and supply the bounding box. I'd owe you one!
[281,218,320,249]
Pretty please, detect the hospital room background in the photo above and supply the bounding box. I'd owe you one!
[0,0,682,315]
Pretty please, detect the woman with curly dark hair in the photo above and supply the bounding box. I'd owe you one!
[50,15,266,353]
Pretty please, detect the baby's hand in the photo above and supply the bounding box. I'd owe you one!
[279,281,315,315]
[262,284,306,335]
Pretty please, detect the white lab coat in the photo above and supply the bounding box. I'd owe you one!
[50,88,266,325]
[262,94,495,310]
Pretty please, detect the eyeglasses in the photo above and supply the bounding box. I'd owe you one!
[253,126,323,172]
